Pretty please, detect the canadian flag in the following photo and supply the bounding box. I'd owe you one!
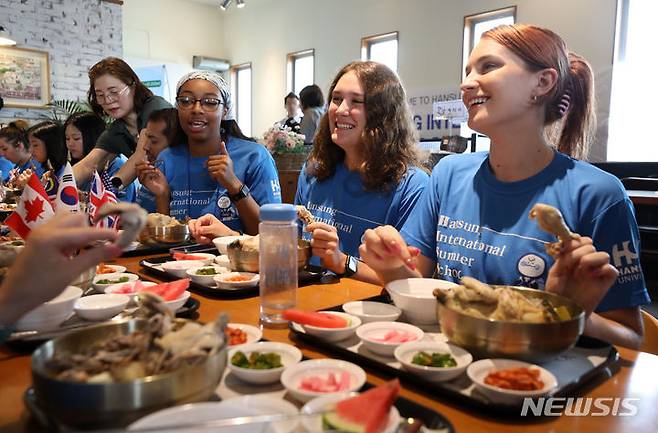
[5,173,55,239]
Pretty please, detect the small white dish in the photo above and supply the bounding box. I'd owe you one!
[213,235,248,255]
[226,323,263,346]
[281,359,366,403]
[162,290,191,312]
[342,301,401,323]
[129,395,299,433]
[467,358,558,405]
[161,260,206,278]
[74,294,130,321]
[92,273,139,292]
[356,321,424,357]
[213,272,259,289]
[104,281,157,296]
[385,278,457,325]
[186,265,229,286]
[228,341,302,385]
[94,264,126,276]
[15,286,82,331]
[214,254,231,268]
[301,392,401,433]
[394,341,472,382]
[300,312,361,342]
[174,252,216,265]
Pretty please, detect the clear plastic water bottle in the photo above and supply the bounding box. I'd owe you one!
[259,203,298,324]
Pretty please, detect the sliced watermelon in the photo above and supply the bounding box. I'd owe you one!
[159,278,189,301]
[173,252,207,261]
[282,310,348,328]
[323,380,400,433]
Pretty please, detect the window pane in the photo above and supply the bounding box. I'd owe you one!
[608,0,656,161]
[472,16,514,47]
[369,38,398,71]
[236,67,252,136]
[293,55,314,96]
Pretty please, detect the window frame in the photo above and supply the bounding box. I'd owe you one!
[462,6,516,78]
[360,31,399,72]
[286,49,315,95]
[230,62,252,136]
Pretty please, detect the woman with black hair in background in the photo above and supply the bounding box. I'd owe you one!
[298,84,325,145]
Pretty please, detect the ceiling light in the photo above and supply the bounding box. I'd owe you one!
[236,0,245,8]
[219,0,232,10]
[0,26,16,46]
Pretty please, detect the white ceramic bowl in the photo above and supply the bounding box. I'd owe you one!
[356,321,424,357]
[213,235,248,255]
[214,254,231,268]
[385,278,458,325]
[467,358,558,405]
[213,272,259,289]
[342,301,401,323]
[186,265,229,286]
[226,323,263,346]
[92,273,139,292]
[129,395,299,433]
[94,264,126,276]
[15,286,83,331]
[174,253,216,266]
[104,282,189,312]
[163,290,191,312]
[74,294,130,321]
[301,392,401,433]
[161,260,206,278]
[228,341,302,385]
[281,359,367,403]
[394,341,472,382]
[300,312,361,342]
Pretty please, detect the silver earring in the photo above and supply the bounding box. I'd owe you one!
[532,95,538,102]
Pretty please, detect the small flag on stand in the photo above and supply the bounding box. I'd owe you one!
[43,172,59,203]
[88,170,118,229]
[5,173,55,239]
[55,162,79,213]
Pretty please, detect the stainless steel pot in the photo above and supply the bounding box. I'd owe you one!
[437,286,585,362]
[226,238,311,272]
[139,224,190,245]
[31,318,226,428]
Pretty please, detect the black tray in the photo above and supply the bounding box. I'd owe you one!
[289,294,620,418]
[120,240,194,257]
[140,252,325,299]
[24,381,455,432]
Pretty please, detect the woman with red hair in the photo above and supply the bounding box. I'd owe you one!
[361,24,649,349]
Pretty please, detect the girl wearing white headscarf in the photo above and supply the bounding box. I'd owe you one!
[136,71,281,237]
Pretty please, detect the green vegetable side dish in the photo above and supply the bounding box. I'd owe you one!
[195,268,218,275]
[96,276,130,285]
[231,351,283,369]
[411,351,457,368]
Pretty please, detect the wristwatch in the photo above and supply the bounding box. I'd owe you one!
[229,183,250,203]
[341,255,359,278]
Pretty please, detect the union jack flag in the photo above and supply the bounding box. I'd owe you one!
[88,170,119,229]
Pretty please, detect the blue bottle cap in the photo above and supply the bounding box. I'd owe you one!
[259,203,297,221]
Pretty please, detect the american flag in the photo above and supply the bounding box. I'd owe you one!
[88,170,119,229]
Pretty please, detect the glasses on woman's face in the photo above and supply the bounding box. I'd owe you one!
[95,84,130,105]
[176,96,223,112]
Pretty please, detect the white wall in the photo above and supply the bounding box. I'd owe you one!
[221,0,617,160]
[123,0,226,67]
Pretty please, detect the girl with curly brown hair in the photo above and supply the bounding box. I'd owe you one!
[295,61,428,284]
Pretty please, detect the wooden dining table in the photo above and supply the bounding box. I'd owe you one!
[1,252,658,432]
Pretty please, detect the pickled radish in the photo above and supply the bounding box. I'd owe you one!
[299,371,351,392]
[371,330,417,343]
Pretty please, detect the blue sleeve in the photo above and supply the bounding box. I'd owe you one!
[390,167,429,230]
[294,164,310,205]
[589,198,650,312]
[245,148,282,205]
[107,156,137,203]
[400,163,444,261]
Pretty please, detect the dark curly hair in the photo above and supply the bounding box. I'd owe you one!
[87,57,153,118]
[308,61,421,191]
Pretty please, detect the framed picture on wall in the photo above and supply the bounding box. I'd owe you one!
[0,47,50,108]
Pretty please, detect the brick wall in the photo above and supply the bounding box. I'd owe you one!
[0,0,122,125]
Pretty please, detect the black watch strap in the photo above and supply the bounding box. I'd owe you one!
[229,183,250,203]
[341,255,358,278]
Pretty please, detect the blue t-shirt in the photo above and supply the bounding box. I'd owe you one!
[0,157,14,182]
[295,162,429,259]
[16,157,45,178]
[402,151,650,313]
[158,136,282,232]
[136,186,157,213]
[91,155,137,203]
